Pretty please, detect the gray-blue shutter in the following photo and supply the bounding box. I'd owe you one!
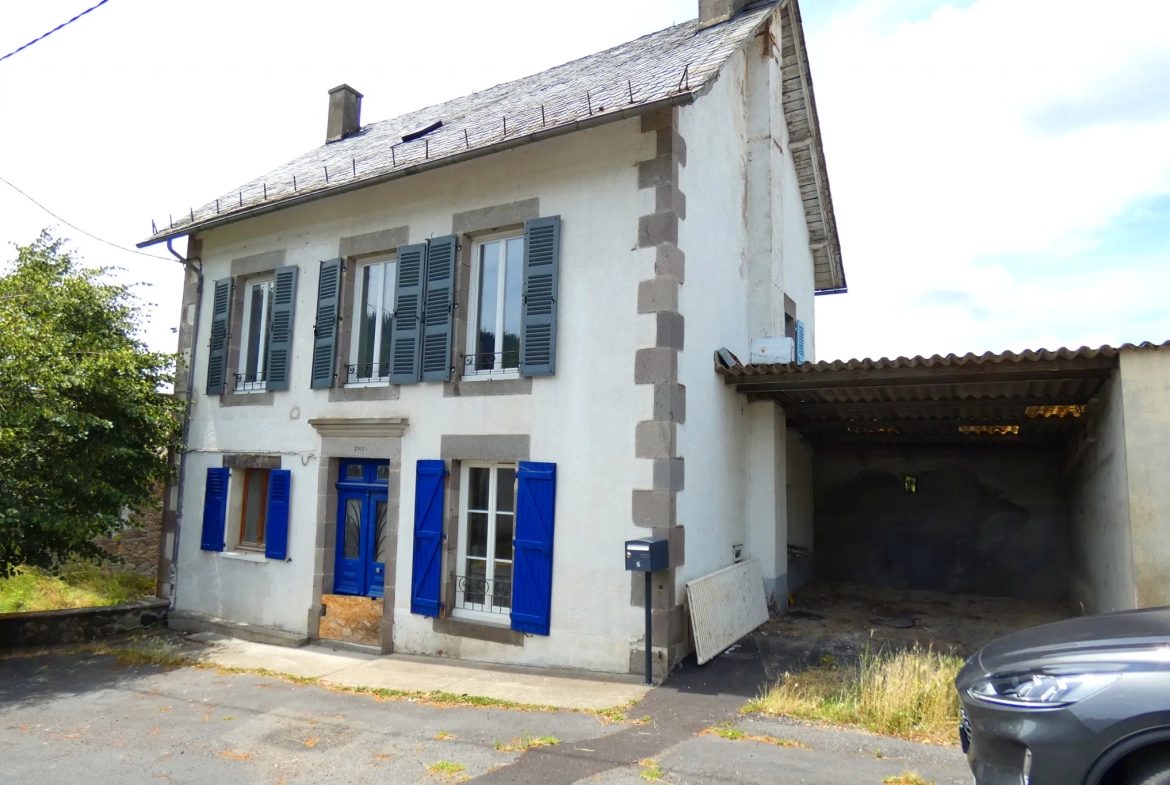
[390,243,426,384]
[421,235,457,383]
[310,259,343,389]
[265,265,298,391]
[205,278,233,395]
[795,319,806,364]
[519,216,561,377]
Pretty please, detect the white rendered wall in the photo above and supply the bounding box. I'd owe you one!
[174,118,660,673]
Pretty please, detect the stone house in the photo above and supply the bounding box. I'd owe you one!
[139,0,844,678]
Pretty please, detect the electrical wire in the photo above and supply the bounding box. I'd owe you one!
[0,0,112,64]
[0,173,173,261]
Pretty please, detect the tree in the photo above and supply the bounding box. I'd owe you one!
[0,231,182,577]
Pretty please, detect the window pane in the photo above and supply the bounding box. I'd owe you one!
[356,265,380,379]
[496,467,515,514]
[343,497,361,559]
[376,464,390,482]
[467,467,490,511]
[464,559,487,605]
[245,285,265,379]
[476,243,500,370]
[346,463,363,479]
[379,261,395,378]
[243,468,268,544]
[492,561,512,610]
[374,500,389,564]
[467,512,489,558]
[495,513,513,563]
[502,238,523,370]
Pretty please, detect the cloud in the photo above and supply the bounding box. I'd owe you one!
[809,0,1170,361]
[1029,53,1170,135]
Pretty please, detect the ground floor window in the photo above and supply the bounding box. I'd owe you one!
[238,467,270,548]
[453,462,516,620]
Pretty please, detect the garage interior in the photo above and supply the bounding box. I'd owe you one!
[721,347,1140,651]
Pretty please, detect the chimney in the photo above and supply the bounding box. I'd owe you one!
[697,0,748,30]
[326,84,363,143]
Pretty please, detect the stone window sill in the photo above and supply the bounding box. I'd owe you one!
[221,550,268,564]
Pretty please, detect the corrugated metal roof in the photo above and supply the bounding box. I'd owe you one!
[139,4,776,247]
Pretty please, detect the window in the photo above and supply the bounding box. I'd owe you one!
[348,257,397,384]
[237,278,274,391]
[453,462,516,620]
[464,235,523,378]
[238,467,271,548]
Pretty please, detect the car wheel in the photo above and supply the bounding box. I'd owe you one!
[1128,754,1170,785]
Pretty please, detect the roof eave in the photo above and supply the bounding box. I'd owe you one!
[137,91,698,249]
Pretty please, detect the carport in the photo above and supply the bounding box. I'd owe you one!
[718,345,1155,617]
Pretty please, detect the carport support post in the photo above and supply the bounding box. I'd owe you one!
[746,401,787,605]
[644,570,653,686]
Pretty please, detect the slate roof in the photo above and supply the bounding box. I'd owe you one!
[139,3,778,248]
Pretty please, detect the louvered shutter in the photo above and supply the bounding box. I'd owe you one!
[410,460,446,617]
[205,278,233,395]
[390,243,427,384]
[265,266,298,391]
[310,259,343,389]
[511,461,556,635]
[519,217,561,377]
[265,469,292,560]
[421,235,457,383]
[795,319,806,364]
[200,468,229,552]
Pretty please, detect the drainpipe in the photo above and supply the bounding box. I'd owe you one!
[166,237,202,609]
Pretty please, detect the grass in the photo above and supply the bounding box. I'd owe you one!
[884,773,934,785]
[434,730,456,740]
[638,758,665,782]
[0,564,155,613]
[700,723,810,748]
[427,760,467,779]
[745,644,964,745]
[494,732,562,752]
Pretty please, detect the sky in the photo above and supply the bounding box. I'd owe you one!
[1,0,1168,362]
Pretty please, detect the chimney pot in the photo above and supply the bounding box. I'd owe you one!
[697,0,748,30]
[326,84,363,143]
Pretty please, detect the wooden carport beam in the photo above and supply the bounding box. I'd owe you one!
[723,363,1115,391]
[769,395,1091,414]
[794,416,1083,432]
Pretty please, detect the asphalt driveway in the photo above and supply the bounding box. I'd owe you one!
[0,644,969,784]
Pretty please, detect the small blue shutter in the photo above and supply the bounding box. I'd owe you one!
[511,462,556,635]
[200,468,229,552]
[310,259,343,389]
[265,266,298,391]
[421,235,457,383]
[265,469,291,560]
[519,217,561,377]
[795,320,806,364]
[390,244,427,384]
[410,460,446,617]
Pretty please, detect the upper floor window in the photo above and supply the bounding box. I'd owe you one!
[348,257,397,384]
[464,235,523,378]
[238,278,274,391]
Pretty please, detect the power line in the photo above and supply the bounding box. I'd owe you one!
[0,173,173,261]
[0,0,112,64]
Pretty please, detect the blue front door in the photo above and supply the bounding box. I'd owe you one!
[334,460,390,597]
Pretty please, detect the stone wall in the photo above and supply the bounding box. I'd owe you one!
[0,598,169,649]
[92,485,163,578]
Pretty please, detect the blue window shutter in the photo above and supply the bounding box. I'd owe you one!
[519,216,560,377]
[265,266,298,391]
[511,461,556,635]
[201,468,229,552]
[310,259,343,389]
[795,320,806,364]
[265,470,292,560]
[410,460,446,617]
[390,243,427,384]
[205,278,233,395]
[421,235,457,383]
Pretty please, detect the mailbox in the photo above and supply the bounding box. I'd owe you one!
[625,537,669,572]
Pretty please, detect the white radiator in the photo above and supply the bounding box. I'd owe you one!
[686,559,769,665]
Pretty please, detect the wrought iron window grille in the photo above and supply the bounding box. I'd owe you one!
[454,575,512,614]
[234,372,267,392]
[346,363,391,384]
[461,351,521,376]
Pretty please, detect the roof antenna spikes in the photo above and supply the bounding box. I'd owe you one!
[391,146,396,167]
[503,116,507,137]
[239,191,242,207]
[293,175,297,191]
[215,198,220,213]
[263,183,267,199]
[352,158,356,176]
[190,207,194,222]
[324,165,329,183]
[169,214,173,228]
[628,79,635,103]
[152,219,156,234]
[541,105,546,126]
[464,129,470,148]
[586,90,593,115]
[425,138,429,159]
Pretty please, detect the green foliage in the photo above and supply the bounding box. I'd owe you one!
[0,231,182,576]
[0,563,155,612]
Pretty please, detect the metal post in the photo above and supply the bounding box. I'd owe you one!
[644,570,653,685]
